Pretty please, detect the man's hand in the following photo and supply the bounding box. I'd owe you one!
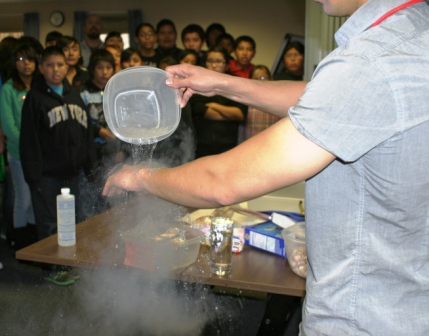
[165,64,224,107]
[103,164,148,197]
[165,63,308,119]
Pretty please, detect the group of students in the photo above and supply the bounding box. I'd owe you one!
[0,16,305,280]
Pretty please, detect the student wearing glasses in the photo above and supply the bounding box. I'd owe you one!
[134,23,161,67]
[0,44,38,249]
[189,46,247,158]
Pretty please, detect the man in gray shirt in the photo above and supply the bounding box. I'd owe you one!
[104,0,429,334]
[80,14,104,67]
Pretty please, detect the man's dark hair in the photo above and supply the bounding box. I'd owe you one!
[178,49,199,63]
[215,33,234,46]
[159,55,178,67]
[120,47,142,64]
[156,19,177,34]
[205,23,226,42]
[135,23,156,37]
[283,41,305,56]
[56,35,80,50]
[18,36,44,56]
[0,36,19,82]
[87,49,115,79]
[234,35,256,51]
[40,46,66,64]
[11,44,38,91]
[104,31,122,43]
[181,24,205,44]
[56,36,83,66]
[206,45,231,65]
[45,31,63,44]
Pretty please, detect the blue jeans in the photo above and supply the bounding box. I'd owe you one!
[8,154,35,228]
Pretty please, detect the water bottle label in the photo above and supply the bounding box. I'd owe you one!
[57,193,76,246]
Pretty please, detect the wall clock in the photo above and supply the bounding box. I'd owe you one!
[50,11,65,27]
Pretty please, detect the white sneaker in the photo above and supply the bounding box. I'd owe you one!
[0,262,3,270]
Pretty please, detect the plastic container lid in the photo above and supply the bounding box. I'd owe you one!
[103,66,181,145]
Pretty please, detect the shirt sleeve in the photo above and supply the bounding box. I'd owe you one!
[289,54,397,162]
[0,86,19,142]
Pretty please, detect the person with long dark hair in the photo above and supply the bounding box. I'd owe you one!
[273,41,304,81]
[0,37,19,88]
[0,44,38,249]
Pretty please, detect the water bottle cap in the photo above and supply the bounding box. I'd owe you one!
[61,188,70,195]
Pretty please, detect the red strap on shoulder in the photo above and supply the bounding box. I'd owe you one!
[371,0,424,28]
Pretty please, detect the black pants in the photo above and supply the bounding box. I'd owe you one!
[30,175,80,241]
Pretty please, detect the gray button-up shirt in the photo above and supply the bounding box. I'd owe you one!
[289,0,429,334]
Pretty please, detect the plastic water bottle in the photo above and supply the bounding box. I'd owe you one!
[57,188,76,246]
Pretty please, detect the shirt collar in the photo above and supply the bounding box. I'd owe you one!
[335,0,411,47]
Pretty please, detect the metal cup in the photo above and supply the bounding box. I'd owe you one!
[210,217,234,275]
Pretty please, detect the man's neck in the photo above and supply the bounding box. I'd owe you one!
[85,37,102,49]
[140,48,155,57]
[66,67,77,85]
[235,61,249,71]
[158,45,176,52]
[92,79,105,90]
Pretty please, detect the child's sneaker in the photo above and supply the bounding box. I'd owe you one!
[43,271,76,286]
[68,269,81,281]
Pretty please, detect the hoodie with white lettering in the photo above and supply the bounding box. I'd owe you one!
[19,75,96,190]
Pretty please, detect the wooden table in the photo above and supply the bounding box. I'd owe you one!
[16,196,306,297]
[16,195,306,334]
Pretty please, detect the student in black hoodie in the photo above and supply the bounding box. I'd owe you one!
[19,46,95,243]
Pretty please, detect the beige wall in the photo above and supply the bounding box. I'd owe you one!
[0,0,305,68]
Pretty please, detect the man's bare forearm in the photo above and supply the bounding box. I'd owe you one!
[209,76,307,118]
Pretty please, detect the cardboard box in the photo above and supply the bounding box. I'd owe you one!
[244,222,286,257]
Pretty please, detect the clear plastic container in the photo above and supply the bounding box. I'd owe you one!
[121,226,204,271]
[103,66,181,144]
[282,222,307,278]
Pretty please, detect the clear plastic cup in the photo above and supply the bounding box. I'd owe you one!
[210,217,234,276]
[103,66,181,144]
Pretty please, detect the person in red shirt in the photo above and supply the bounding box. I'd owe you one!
[228,35,255,78]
